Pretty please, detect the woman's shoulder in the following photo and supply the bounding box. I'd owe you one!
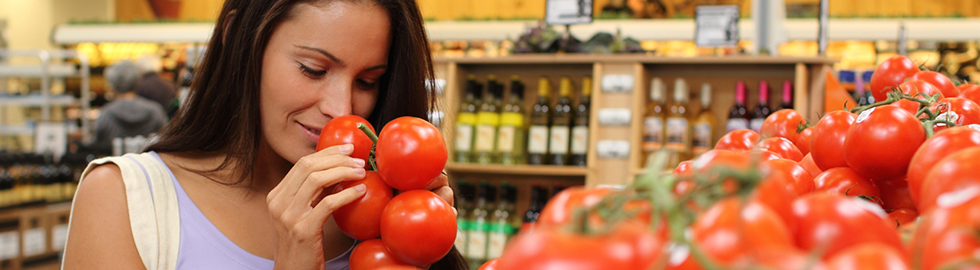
[63,162,145,268]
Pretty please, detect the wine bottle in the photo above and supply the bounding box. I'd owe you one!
[666,78,691,166]
[749,80,771,133]
[454,75,480,163]
[487,183,517,260]
[727,81,750,132]
[548,76,573,166]
[778,80,794,110]
[497,76,526,165]
[526,77,551,165]
[474,76,502,164]
[467,181,496,268]
[569,77,591,167]
[642,78,667,160]
[521,185,545,233]
[454,181,476,255]
[692,83,717,157]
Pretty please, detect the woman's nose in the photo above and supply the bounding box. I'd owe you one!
[317,81,353,118]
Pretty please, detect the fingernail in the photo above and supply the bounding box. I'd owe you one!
[352,167,366,175]
[453,207,458,217]
[352,158,366,167]
[338,144,354,154]
[354,184,367,193]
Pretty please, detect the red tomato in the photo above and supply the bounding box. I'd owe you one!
[714,129,760,152]
[958,83,980,92]
[918,146,980,213]
[754,137,804,162]
[794,126,813,155]
[870,55,921,102]
[877,178,916,211]
[691,149,751,194]
[755,159,814,230]
[734,247,828,270]
[959,84,980,106]
[316,115,376,163]
[909,188,980,270]
[844,106,927,181]
[907,126,980,208]
[350,239,416,270]
[911,70,960,98]
[375,266,422,270]
[791,194,904,259]
[799,153,823,177]
[375,117,448,191]
[380,190,457,266]
[826,243,910,270]
[691,198,795,264]
[813,167,881,203]
[760,109,805,143]
[928,97,980,132]
[495,222,662,270]
[332,171,393,240]
[761,159,814,196]
[886,208,918,228]
[478,259,499,270]
[899,79,945,100]
[810,111,857,171]
[744,149,783,162]
[673,160,694,177]
[536,187,613,229]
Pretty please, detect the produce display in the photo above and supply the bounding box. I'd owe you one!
[316,116,454,269]
[477,55,980,270]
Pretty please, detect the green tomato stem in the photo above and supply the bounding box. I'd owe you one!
[357,123,379,171]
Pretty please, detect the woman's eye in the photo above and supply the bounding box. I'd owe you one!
[357,79,379,90]
[298,63,326,77]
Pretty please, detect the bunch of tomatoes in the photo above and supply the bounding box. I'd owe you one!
[477,55,980,270]
[315,115,454,270]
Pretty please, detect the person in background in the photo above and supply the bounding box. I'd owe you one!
[136,54,178,118]
[91,60,167,153]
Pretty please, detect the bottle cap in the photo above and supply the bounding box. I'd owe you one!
[537,76,551,96]
[581,77,592,96]
[782,80,793,104]
[510,76,524,99]
[650,77,666,102]
[736,81,747,104]
[701,83,712,107]
[673,78,689,103]
[759,80,770,104]
[559,76,572,97]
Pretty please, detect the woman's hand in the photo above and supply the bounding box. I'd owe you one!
[267,144,367,270]
[423,172,455,212]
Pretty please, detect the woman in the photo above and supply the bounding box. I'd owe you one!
[62,0,465,269]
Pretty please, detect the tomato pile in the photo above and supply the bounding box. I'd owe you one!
[316,115,453,269]
[479,55,980,270]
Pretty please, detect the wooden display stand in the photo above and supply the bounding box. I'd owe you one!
[434,54,834,213]
[0,202,71,270]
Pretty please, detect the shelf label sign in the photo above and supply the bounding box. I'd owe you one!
[597,140,630,159]
[35,122,67,159]
[598,108,632,126]
[695,5,740,47]
[545,0,593,25]
[601,74,634,93]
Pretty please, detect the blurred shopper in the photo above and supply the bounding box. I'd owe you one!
[136,54,178,118]
[91,60,166,152]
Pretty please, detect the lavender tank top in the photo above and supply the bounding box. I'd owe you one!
[146,152,353,270]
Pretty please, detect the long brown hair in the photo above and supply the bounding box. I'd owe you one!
[146,0,467,268]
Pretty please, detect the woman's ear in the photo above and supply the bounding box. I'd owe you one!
[222,10,237,46]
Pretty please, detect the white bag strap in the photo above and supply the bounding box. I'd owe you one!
[64,153,180,270]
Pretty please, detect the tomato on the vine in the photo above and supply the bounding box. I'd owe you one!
[877,178,916,211]
[825,243,910,270]
[790,194,904,259]
[907,126,980,208]
[350,239,417,270]
[799,153,823,177]
[754,159,814,229]
[754,137,804,162]
[891,80,945,116]
[332,171,393,240]
[911,70,960,98]
[760,159,814,196]
[316,115,375,162]
[813,167,881,203]
[959,84,980,105]
[870,55,920,102]
[918,146,980,213]
[928,97,980,132]
[375,117,448,191]
[810,111,856,171]
[909,188,980,270]
[744,149,782,162]
[478,259,499,270]
[844,106,926,181]
[886,208,918,228]
[691,198,795,264]
[537,187,614,229]
[714,129,760,152]
[760,109,805,142]
[495,222,662,270]
[380,190,457,266]
[794,127,813,155]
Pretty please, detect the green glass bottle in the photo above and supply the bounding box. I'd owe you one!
[526,77,552,165]
[549,76,573,166]
[474,76,502,164]
[454,75,480,163]
[496,76,526,165]
[569,77,591,167]
[466,181,496,268]
[486,182,517,260]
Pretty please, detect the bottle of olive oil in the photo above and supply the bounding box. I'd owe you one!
[692,83,717,157]
[455,75,480,163]
[497,76,526,165]
[569,77,591,167]
[474,76,502,164]
[642,78,667,165]
[526,77,551,165]
[467,181,496,268]
[549,77,573,166]
[665,78,691,167]
[486,183,517,260]
[455,181,475,255]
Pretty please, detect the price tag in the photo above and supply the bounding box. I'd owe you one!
[0,231,18,260]
[597,108,632,126]
[428,79,447,96]
[695,5,740,47]
[34,122,67,158]
[52,224,68,251]
[596,140,630,159]
[23,228,45,257]
[601,75,634,93]
[545,0,593,25]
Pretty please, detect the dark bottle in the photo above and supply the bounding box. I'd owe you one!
[726,81,750,132]
[521,185,546,233]
[569,77,591,167]
[778,80,794,110]
[548,77,573,166]
[749,80,771,133]
[526,77,552,165]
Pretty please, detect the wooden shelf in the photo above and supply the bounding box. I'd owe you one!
[435,54,836,65]
[446,163,590,176]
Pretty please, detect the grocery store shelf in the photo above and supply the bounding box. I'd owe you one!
[0,95,78,106]
[0,125,34,135]
[51,23,214,44]
[0,64,77,77]
[446,163,590,176]
[435,54,836,65]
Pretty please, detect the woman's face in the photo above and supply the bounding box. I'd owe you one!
[260,1,390,163]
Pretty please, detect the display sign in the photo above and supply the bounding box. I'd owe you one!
[23,228,45,257]
[545,0,593,25]
[694,5,740,47]
[598,108,632,126]
[35,122,67,159]
[601,74,634,93]
[596,140,630,159]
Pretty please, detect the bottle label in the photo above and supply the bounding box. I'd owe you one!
[527,126,549,154]
[692,122,713,156]
[500,112,524,126]
[549,125,570,154]
[666,117,688,151]
[467,227,488,260]
[726,118,749,133]
[455,220,470,253]
[455,124,474,152]
[475,125,497,152]
[643,117,664,150]
[457,112,478,125]
[749,118,765,133]
[487,223,514,259]
[571,126,589,154]
[496,126,516,152]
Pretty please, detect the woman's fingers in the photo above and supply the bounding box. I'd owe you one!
[307,184,367,225]
[268,144,357,205]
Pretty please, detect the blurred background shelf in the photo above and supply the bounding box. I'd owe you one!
[0,95,78,107]
[446,163,590,176]
[0,64,77,78]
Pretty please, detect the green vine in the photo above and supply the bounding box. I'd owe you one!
[357,123,379,171]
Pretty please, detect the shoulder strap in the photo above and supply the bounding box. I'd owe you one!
[64,153,180,270]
